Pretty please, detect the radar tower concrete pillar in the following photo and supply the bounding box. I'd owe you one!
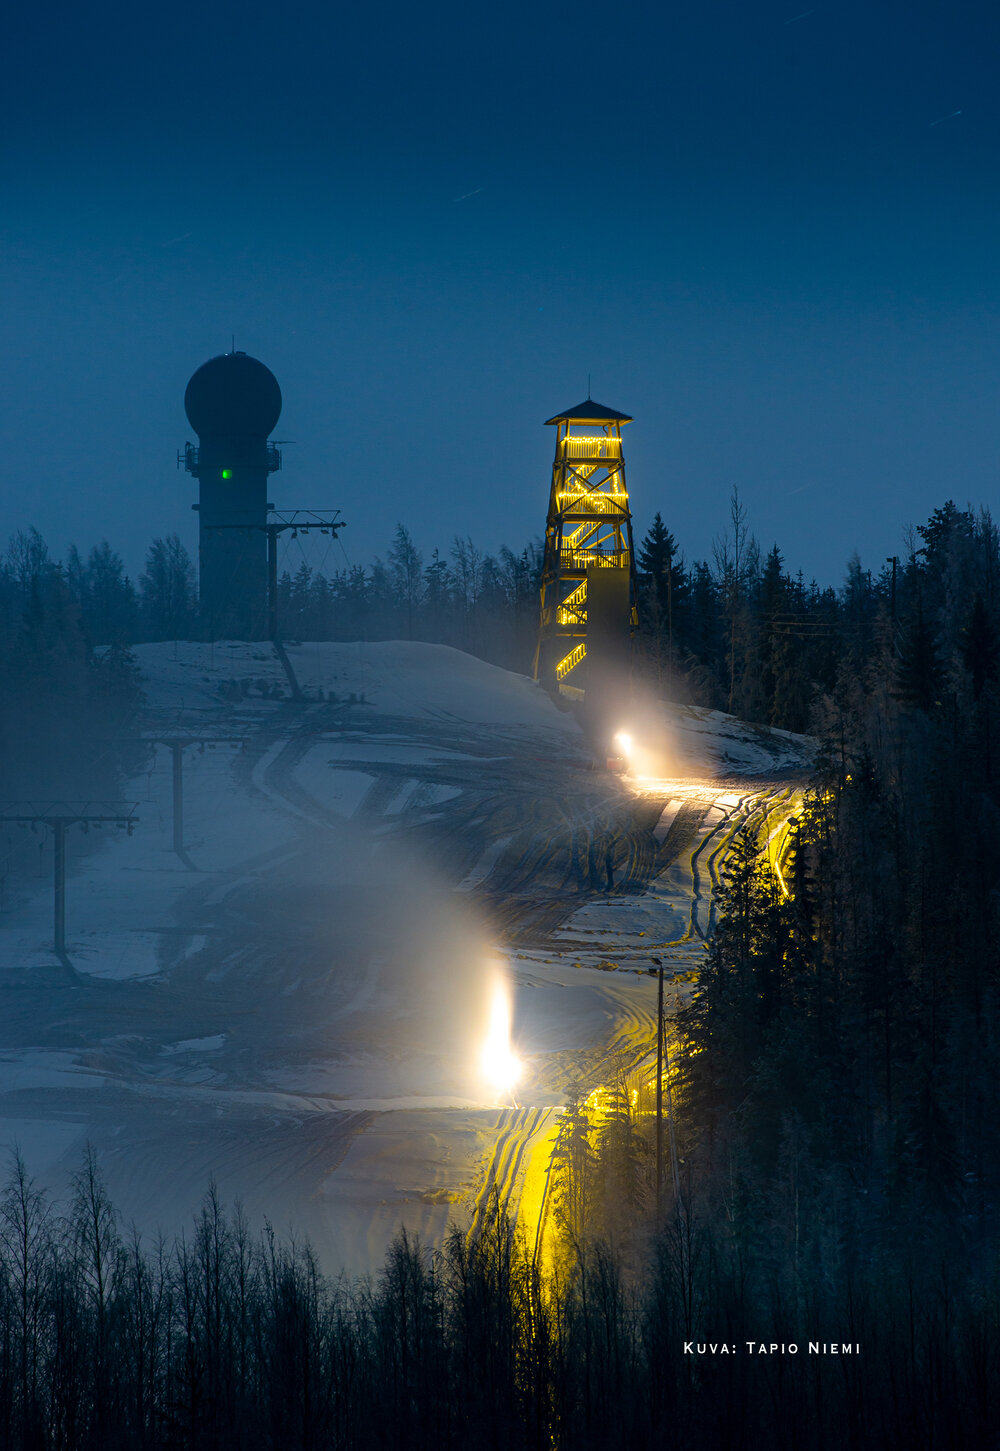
[182,350,283,640]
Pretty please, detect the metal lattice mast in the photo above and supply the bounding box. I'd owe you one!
[533,398,638,692]
[0,802,138,965]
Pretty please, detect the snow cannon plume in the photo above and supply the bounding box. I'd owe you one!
[480,967,523,1107]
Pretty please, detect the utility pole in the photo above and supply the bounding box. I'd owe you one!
[206,510,346,643]
[886,555,900,660]
[0,802,138,962]
[664,1014,681,1205]
[652,957,664,1214]
[886,555,898,623]
[172,744,183,855]
[267,526,279,643]
[129,738,245,858]
[651,955,681,1215]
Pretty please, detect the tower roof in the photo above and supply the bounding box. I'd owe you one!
[544,398,632,425]
[185,351,282,438]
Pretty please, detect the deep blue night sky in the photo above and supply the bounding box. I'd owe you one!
[3,0,999,585]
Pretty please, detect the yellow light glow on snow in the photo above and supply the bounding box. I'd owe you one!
[606,692,691,781]
[480,975,523,1101]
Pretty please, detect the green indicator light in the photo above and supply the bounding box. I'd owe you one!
[221,468,233,479]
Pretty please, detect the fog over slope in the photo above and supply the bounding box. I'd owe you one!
[0,641,810,1273]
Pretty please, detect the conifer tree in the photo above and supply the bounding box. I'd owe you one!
[894,604,943,711]
[139,534,196,641]
[551,1094,595,1247]
[79,541,139,645]
[962,593,999,700]
[388,524,424,639]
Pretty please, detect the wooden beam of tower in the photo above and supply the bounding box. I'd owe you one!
[533,398,639,695]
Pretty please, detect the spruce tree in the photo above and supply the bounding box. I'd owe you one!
[637,513,689,672]
[962,592,999,700]
[139,534,197,641]
[894,604,943,711]
[388,524,424,639]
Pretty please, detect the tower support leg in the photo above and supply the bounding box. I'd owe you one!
[53,820,66,957]
[268,528,279,642]
[172,744,184,857]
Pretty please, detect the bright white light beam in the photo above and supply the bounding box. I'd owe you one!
[481,978,523,1106]
[614,731,633,756]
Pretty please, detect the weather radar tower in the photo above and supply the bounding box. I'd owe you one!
[533,398,638,695]
[182,350,283,640]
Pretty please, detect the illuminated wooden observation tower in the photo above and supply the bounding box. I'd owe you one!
[533,398,638,693]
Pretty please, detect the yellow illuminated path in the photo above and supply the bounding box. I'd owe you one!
[0,636,816,1280]
[518,1114,564,1272]
[468,776,804,1258]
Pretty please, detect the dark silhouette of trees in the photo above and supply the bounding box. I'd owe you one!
[893,602,942,710]
[387,524,423,640]
[139,535,197,641]
[7,489,999,740]
[0,532,144,805]
[66,542,139,647]
[2,494,1000,1444]
[0,1135,990,1450]
[962,592,998,700]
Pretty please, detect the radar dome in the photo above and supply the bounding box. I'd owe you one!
[184,352,282,438]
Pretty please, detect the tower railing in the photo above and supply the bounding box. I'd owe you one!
[559,436,622,459]
[179,443,282,475]
[555,642,587,680]
[559,548,631,571]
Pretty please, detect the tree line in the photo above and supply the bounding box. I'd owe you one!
[8,493,995,743]
[0,529,145,809]
[4,527,541,674]
[2,496,999,1441]
[544,493,1000,1446]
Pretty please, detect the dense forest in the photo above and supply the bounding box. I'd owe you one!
[6,488,994,751]
[1,495,998,1444]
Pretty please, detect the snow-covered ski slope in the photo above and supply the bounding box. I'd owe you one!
[0,641,812,1273]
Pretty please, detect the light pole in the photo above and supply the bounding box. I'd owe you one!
[651,955,681,1215]
[886,555,898,623]
[205,509,345,643]
[651,957,664,1214]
